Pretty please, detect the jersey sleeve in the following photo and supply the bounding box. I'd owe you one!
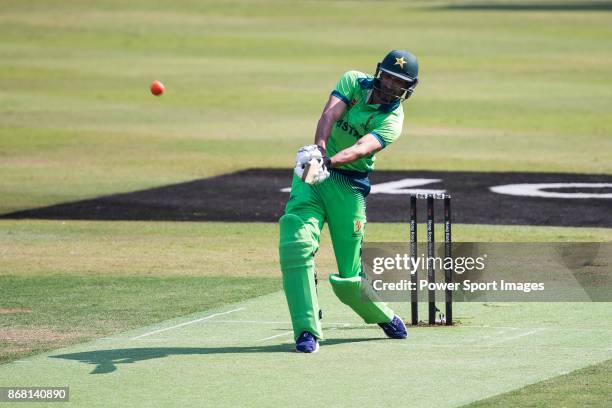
[331,70,361,106]
[369,113,403,149]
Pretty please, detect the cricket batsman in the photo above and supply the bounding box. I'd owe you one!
[279,50,419,353]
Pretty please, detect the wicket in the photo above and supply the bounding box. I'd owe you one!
[409,194,453,326]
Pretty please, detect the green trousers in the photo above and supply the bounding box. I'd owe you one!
[279,170,394,340]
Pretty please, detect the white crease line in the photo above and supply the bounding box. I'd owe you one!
[464,326,612,332]
[256,323,354,342]
[214,320,288,324]
[376,342,612,351]
[215,320,354,326]
[130,308,245,340]
[257,331,294,342]
[462,325,521,330]
[133,339,166,342]
[488,328,543,345]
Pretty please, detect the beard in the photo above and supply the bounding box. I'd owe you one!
[372,88,399,104]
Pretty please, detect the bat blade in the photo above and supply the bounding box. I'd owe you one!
[301,158,321,184]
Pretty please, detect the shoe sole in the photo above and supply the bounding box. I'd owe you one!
[295,342,319,353]
[382,330,408,339]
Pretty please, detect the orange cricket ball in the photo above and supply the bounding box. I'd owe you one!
[150,80,165,96]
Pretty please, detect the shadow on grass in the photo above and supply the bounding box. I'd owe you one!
[50,338,385,374]
[439,2,612,11]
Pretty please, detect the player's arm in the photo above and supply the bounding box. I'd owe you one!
[314,95,347,151]
[295,127,379,184]
[330,134,382,167]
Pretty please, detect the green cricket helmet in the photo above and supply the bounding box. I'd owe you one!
[374,50,419,101]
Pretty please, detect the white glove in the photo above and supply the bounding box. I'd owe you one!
[293,145,331,185]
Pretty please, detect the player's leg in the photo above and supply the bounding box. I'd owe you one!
[279,175,325,343]
[320,171,397,325]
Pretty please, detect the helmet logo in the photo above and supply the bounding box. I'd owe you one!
[394,56,406,68]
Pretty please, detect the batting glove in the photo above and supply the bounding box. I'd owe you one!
[294,145,331,185]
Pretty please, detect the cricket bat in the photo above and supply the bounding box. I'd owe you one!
[301,158,322,184]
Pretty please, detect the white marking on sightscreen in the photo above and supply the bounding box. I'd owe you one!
[281,178,445,195]
[130,307,245,340]
[282,179,612,199]
[369,178,445,194]
[491,183,612,199]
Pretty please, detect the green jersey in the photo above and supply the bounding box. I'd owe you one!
[328,70,404,173]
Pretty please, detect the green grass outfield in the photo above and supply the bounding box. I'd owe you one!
[1,0,611,213]
[1,1,611,407]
